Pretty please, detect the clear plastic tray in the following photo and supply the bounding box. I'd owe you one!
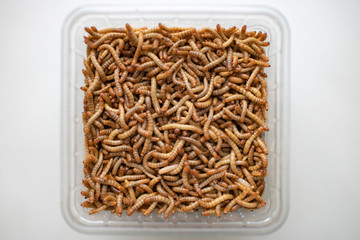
[61,4,290,235]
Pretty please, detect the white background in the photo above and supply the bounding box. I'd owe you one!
[1,0,359,239]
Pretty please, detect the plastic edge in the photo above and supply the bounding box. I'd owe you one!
[60,5,88,234]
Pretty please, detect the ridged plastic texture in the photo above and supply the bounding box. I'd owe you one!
[61,4,290,235]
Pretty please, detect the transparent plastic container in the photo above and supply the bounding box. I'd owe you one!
[61,4,290,235]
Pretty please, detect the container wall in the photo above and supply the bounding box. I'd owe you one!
[61,4,290,234]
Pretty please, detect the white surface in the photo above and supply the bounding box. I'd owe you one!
[0,0,359,239]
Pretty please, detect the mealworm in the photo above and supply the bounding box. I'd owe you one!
[88,205,108,215]
[98,44,126,70]
[147,159,169,169]
[100,158,113,178]
[246,109,269,131]
[159,124,203,134]
[189,51,210,65]
[123,161,156,179]
[228,82,266,104]
[144,195,172,205]
[199,171,225,189]
[178,136,203,150]
[202,49,227,71]
[87,33,127,50]
[143,201,158,216]
[224,128,242,146]
[163,175,179,182]
[165,95,191,116]
[126,193,152,216]
[235,199,258,209]
[181,201,199,212]
[93,177,127,195]
[221,130,243,160]
[115,175,146,181]
[81,24,270,217]
[223,189,248,214]
[125,23,138,45]
[146,52,169,71]
[125,179,151,188]
[158,164,179,175]
[156,183,169,197]
[201,194,233,209]
[243,127,264,155]
[256,137,268,154]
[102,144,132,153]
[206,165,229,176]
[131,31,143,66]
[152,140,184,161]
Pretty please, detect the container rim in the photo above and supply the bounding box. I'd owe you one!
[60,3,290,235]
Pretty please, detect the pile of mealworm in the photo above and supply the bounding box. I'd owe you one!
[80,23,270,218]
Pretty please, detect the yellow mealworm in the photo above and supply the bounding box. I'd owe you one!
[172,186,189,194]
[144,201,158,216]
[223,190,248,214]
[163,175,179,181]
[91,151,103,177]
[115,175,146,181]
[199,171,225,189]
[98,44,126,70]
[158,164,179,175]
[204,142,218,159]
[170,28,196,38]
[123,161,156,179]
[164,196,175,218]
[156,183,169,197]
[165,95,191,116]
[126,193,153,216]
[246,109,269,131]
[159,124,203,134]
[147,159,169,169]
[201,209,217,216]
[93,177,127,194]
[122,83,134,107]
[235,199,258,209]
[224,128,242,146]
[147,176,161,189]
[115,193,124,216]
[125,179,151,188]
[202,49,227,71]
[146,52,169,70]
[152,140,184,161]
[228,82,266,104]
[199,194,234,208]
[256,137,268,154]
[206,165,229,176]
[203,107,214,140]
[88,33,127,49]
[243,127,264,154]
[182,165,194,191]
[100,158,113,178]
[125,23,138,45]
[115,125,137,140]
[145,195,172,205]
[181,201,199,212]
[89,205,108,215]
[150,77,161,114]
[131,31,143,65]
[102,144,132,152]
[221,131,243,161]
